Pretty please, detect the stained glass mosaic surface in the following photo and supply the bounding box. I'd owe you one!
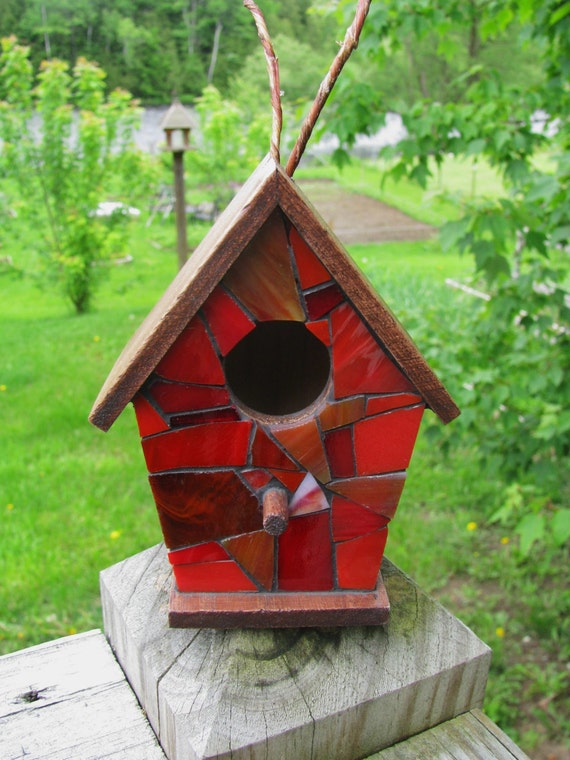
[135,209,425,594]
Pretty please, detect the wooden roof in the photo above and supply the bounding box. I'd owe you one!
[90,155,459,431]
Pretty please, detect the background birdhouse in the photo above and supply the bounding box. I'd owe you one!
[90,156,459,627]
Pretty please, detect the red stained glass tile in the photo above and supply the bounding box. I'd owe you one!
[289,227,331,289]
[289,473,329,516]
[336,529,388,590]
[278,512,333,591]
[324,426,355,479]
[142,421,252,472]
[223,210,304,322]
[202,286,256,356]
[319,397,366,431]
[353,405,424,475]
[150,470,262,549]
[149,380,229,414]
[223,530,275,591]
[268,469,306,492]
[251,427,298,471]
[132,393,169,437]
[305,283,344,320]
[327,474,406,520]
[272,419,331,483]
[168,542,229,565]
[174,560,258,593]
[366,393,424,416]
[331,303,416,398]
[242,468,273,490]
[331,495,390,542]
[306,319,331,346]
[170,407,239,428]
[156,316,225,385]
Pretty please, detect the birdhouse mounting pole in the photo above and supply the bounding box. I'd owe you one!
[244,0,282,164]
[285,0,371,177]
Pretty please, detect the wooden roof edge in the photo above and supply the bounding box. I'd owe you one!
[89,156,281,432]
[275,166,460,424]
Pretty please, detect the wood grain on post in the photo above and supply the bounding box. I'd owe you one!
[262,488,288,535]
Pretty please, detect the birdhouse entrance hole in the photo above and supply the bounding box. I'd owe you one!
[225,321,330,419]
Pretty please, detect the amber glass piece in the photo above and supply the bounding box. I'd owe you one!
[150,470,262,549]
[142,421,252,472]
[278,513,333,591]
[149,380,229,414]
[331,303,416,398]
[304,283,344,320]
[289,227,331,289]
[156,315,225,385]
[170,407,239,428]
[202,286,256,356]
[223,530,275,591]
[272,419,331,483]
[168,542,229,565]
[336,529,388,590]
[132,394,169,437]
[251,427,298,471]
[241,468,273,490]
[319,397,366,431]
[327,474,406,519]
[268,469,306,493]
[306,319,331,346]
[324,426,355,479]
[224,210,304,322]
[289,473,330,516]
[353,405,424,475]
[173,560,258,592]
[331,495,390,542]
[366,393,424,416]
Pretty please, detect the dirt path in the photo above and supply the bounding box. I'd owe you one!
[298,179,435,244]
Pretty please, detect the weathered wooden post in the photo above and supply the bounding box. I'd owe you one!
[161,98,193,270]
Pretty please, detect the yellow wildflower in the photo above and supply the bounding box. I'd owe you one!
[496,626,505,638]
[109,530,121,540]
[93,335,101,342]
[500,536,510,545]
[0,384,6,391]
[467,521,478,531]
[6,503,14,511]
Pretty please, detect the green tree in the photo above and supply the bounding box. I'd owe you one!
[0,36,145,312]
[320,0,570,540]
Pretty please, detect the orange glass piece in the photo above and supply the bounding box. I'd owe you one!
[202,286,255,356]
[150,470,262,549]
[241,468,273,490]
[278,512,333,591]
[223,530,275,591]
[173,560,258,593]
[132,394,169,437]
[304,283,344,320]
[272,419,331,483]
[251,427,299,471]
[331,303,416,398]
[306,319,331,345]
[149,380,229,414]
[324,426,355,479]
[168,541,229,565]
[289,473,329,516]
[331,495,390,542]
[269,469,306,492]
[289,227,331,289]
[336,529,388,590]
[142,421,252,472]
[319,396,366,431]
[366,393,423,416]
[327,474,406,520]
[156,315,225,385]
[353,406,424,475]
[223,210,304,322]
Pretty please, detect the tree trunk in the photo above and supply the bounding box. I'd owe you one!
[41,4,51,59]
[207,20,223,84]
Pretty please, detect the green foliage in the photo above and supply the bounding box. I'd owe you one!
[0,37,146,312]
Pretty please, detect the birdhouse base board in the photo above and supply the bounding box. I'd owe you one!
[168,576,390,628]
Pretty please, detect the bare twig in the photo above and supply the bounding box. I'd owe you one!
[244,0,282,163]
[285,0,371,177]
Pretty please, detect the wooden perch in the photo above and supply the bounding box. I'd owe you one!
[262,488,289,536]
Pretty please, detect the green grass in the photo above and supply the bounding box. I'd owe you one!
[1,164,568,755]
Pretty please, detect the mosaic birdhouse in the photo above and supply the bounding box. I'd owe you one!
[90,155,459,628]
